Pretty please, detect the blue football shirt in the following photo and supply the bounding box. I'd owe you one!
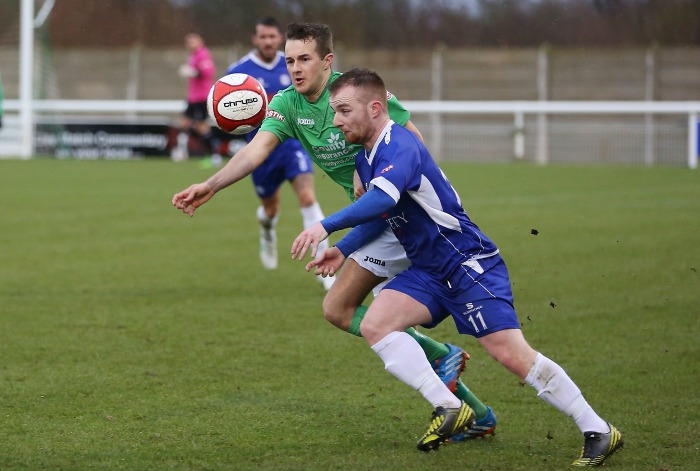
[226,50,290,101]
[356,120,499,276]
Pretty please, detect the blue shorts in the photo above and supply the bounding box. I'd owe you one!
[384,254,521,338]
[251,139,313,199]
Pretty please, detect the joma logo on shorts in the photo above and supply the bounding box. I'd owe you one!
[363,256,386,266]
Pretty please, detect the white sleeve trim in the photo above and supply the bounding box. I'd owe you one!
[369,176,400,203]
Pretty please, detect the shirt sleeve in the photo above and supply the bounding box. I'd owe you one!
[259,92,294,143]
[334,219,388,257]
[321,188,395,234]
[387,92,411,126]
[368,133,422,198]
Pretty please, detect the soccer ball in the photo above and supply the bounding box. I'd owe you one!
[207,73,268,135]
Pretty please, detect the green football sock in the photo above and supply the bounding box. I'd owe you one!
[348,306,367,337]
[455,380,489,420]
[405,327,450,362]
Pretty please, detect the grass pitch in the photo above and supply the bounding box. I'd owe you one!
[1,159,698,470]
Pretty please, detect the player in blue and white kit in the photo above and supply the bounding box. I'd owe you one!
[173,23,493,431]
[292,68,623,465]
[226,17,333,289]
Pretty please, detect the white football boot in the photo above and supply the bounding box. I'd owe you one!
[259,225,278,270]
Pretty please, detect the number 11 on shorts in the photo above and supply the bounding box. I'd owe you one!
[468,311,487,333]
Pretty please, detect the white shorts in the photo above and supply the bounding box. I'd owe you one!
[348,228,411,296]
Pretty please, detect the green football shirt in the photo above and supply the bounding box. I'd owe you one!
[259,71,411,201]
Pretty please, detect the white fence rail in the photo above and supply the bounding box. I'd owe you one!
[3,99,699,168]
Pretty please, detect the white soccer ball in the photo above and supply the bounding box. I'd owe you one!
[207,73,268,135]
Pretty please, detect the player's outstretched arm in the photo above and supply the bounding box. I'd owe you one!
[204,130,279,193]
[171,130,279,216]
[292,189,395,262]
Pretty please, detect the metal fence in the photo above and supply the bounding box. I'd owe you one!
[1,45,699,101]
[1,45,699,165]
[3,99,698,168]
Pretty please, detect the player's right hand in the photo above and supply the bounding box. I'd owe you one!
[172,183,215,216]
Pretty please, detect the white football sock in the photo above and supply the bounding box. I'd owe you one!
[300,202,329,253]
[371,331,461,409]
[177,132,189,154]
[257,205,279,230]
[525,352,609,434]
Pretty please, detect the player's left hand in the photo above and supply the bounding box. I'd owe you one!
[291,222,329,261]
[306,247,345,277]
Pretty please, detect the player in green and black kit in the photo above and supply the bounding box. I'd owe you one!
[172,22,496,442]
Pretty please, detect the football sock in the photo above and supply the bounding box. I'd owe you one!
[348,306,366,336]
[256,205,279,230]
[525,352,609,434]
[300,201,324,226]
[348,308,451,362]
[410,328,490,419]
[350,308,488,415]
[372,331,461,409]
[411,325,489,417]
[455,380,489,420]
[407,327,450,362]
[176,132,189,156]
[300,202,329,254]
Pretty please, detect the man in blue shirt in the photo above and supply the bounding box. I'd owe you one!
[226,18,333,289]
[173,23,496,435]
[292,68,623,466]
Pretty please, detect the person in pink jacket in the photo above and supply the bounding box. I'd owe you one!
[173,33,221,166]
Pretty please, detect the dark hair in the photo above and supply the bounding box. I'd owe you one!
[285,22,333,58]
[255,17,282,34]
[328,67,387,104]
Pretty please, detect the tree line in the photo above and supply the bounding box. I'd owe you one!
[2,0,698,49]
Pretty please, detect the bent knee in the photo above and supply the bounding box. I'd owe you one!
[358,316,387,344]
